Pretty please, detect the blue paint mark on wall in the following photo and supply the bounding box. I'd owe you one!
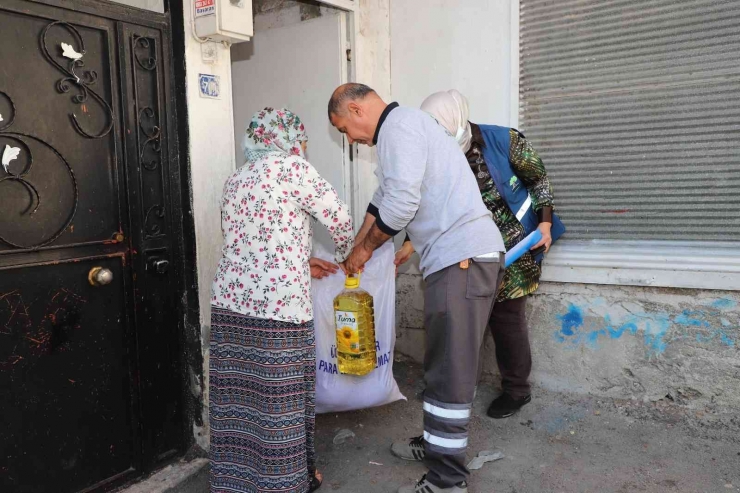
[720,332,735,347]
[674,310,711,328]
[554,299,737,356]
[642,318,670,354]
[710,299,737,310]
[605,315,638,339]
[557,304,583,336]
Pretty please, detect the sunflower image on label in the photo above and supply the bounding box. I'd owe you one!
[335,311,360,354]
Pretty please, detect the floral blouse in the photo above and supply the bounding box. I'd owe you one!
[211,153,353,324]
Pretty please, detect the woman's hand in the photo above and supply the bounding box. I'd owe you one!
[394,241,415,274]
[309,257,339,279]
[531,222,553,253]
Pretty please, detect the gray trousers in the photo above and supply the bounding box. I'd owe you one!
[422,256,505,488]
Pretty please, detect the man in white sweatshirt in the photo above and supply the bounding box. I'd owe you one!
[328,83,506,493]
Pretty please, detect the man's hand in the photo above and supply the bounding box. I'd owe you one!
[309,257,339,279]
[394,241,415,275]
[341,218,393,274]
[341,244,373,275]
[532,222,553,253]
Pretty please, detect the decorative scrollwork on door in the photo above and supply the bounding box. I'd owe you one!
[40,21,114,139]
[132,34,166,240]
[133,36,157,72]
[0,90,79,250]
[138,107,161,171]
[144,205,166,237]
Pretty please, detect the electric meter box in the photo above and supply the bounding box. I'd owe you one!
[194,0,253,43]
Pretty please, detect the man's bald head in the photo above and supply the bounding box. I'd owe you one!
[328,83,387,147]
[327,83,377,118]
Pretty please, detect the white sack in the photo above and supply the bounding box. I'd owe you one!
[311,241,406,413]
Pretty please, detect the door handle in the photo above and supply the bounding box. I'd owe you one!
[88,267,114,286]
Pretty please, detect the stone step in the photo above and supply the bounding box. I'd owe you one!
[116,458,208,493]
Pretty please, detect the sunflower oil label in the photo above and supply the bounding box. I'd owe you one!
[335,310,360,354]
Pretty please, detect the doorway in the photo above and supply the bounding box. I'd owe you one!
[231,3,353,252]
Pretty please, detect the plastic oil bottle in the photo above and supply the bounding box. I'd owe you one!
[333,274,377,376]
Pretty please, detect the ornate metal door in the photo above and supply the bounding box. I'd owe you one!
[0,1,186,491]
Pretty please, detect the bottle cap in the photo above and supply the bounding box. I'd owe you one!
[345,273,360,289]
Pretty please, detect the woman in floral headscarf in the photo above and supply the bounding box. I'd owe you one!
[209,108,353,493]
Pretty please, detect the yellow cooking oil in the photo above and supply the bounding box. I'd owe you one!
[333,274,377,376]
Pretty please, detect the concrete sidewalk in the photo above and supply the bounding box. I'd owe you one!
[134,359,739,493]
[314,360,739,493]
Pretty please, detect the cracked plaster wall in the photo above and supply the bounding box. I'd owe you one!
[395,271,740,411]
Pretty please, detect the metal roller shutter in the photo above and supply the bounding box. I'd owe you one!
[519,0,740,241]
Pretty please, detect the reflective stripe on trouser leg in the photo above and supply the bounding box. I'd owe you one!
[423,430,468,455]
[423,397,471,455]
[423,397,472,420]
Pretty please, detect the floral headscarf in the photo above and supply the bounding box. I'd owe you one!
[241,107,308,164]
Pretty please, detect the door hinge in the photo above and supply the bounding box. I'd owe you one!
[346,48,352,61]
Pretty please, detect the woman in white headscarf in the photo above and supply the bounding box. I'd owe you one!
[419,89,474,155]
[397,90,564,420]
[210,107,353,493]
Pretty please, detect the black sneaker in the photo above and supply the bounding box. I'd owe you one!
[486,393,531,419]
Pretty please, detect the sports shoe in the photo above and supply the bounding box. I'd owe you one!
[398,474,468,493]
[391,435,425,461]
[486,393,532,419]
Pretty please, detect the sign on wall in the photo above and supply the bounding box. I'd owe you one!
[194,0,215,18]
[199,74,220,99]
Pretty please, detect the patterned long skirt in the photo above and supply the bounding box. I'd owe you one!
[209,307,316,493]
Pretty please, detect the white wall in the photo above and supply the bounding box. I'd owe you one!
[390,0,514,126]
[353,0,391,220]
[182,0,237,449]
[388,0,515,267]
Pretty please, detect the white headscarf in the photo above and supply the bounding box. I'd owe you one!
[420,89,472,153]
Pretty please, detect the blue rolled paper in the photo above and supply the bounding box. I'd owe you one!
[504,229,543,268]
